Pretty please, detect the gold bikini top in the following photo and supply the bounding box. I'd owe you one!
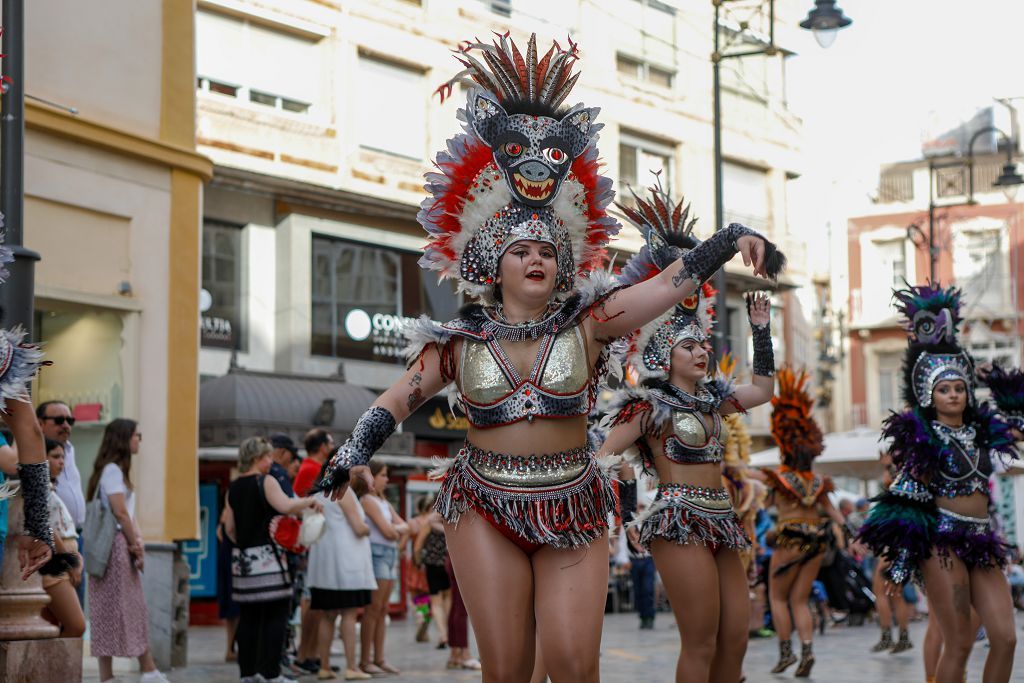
[457,326,591,428]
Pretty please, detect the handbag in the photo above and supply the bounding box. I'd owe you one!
[230,476,291,603]
[82,488,118,578]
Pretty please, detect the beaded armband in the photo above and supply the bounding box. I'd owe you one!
[619,479,638,526]
[314,406,396,494]
[888,470,934,503]
[751,322,775,377]
[679,223,756,285]
[17,461,78,576]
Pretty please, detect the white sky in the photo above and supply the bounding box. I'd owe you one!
[787,0,1024,199]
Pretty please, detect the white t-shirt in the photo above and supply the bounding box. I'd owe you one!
[48,488,78,540]
[98,463,135,519]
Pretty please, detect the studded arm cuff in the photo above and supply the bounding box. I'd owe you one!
[750,322,775,377]
[679,223,757,285]
[619,479,637,526]
[314,406,396,494]
[16,461,80,576]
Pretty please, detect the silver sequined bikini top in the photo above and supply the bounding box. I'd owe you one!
[930,421,993,498]
[650,386,729,465]
[457,325,591,428]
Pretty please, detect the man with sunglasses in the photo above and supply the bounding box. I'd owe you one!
[37,400,85,604]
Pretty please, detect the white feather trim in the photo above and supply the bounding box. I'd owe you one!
[550,177,589,267]
[428,456,456,480]
[452,172,511,259]
[401,315,452,362]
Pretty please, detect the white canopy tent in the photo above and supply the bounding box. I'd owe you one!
[749,428,891,480]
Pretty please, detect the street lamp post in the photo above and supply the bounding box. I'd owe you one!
[710,0,851,357]
[0,0,38,334]
[921,127,1024,281]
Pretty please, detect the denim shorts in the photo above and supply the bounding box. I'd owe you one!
[370,543,398,581]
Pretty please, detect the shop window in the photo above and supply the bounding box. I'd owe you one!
[310,236,460,362]
[201,221,245,350]
[619,132,675,206]
[356,55,426,159]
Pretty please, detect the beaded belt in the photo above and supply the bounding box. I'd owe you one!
[656,482,733,512]
[937,508,989,532]
[463,443,591,488]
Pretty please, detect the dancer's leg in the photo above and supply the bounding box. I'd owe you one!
[969,565,1017,683]
[446,513,536,683]
[532,531,608,683]
[921,553,974,683]
[709,549,749,683]
[651,540,721,683]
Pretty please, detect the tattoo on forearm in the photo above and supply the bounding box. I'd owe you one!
[671,267,687,288]
[407,387,424,411]
[409,372,422,387]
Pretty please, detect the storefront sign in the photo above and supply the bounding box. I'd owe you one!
[201,315,234,349]
[345,309,418,361]
[405,397,468,440]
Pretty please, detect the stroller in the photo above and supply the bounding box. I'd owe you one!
[823,550,874,626]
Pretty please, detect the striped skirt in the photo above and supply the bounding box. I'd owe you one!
[88,533,150,657]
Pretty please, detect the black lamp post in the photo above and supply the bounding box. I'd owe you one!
[0,0,38,335]
[710,0,852,358]
[921,126,1024,282]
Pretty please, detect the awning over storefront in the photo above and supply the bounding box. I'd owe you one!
[198,368,414,456]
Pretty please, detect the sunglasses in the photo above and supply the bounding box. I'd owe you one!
[42,416,76,426]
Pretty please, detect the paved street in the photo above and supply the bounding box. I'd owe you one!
[84,611,1024,682]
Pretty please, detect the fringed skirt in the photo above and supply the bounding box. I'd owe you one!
[934,509,1011,570]
[431,443,615,550]
[771,519,830,576]
[635,483,750,552]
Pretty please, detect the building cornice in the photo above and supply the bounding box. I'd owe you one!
[26,100,213,181]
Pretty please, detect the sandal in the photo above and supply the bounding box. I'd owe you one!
[459,658,482,670]
[358,663,385,676]
[374,660,401,675]
[344,670,372,681]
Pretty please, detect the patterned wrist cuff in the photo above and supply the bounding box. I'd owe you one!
[17,461,55,551]
[315,406,397,493]
[751,322,775,377]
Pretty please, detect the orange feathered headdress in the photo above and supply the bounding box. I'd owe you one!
[770,367,824,472]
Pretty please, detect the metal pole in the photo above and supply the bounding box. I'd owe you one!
[928,163,936,282]
[712,1,730,358]
[0,0,38,334]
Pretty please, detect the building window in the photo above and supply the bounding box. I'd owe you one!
[479,0,512,16]
[356,56,426,159]
[876,239,907,291]
[954,226,1005,310]
[616,53,675,88]
[196,10,321,116]
[201,221,245,350]
[877,351,902,417]
[723,162,770,234]
[968,336,1018,368]
[311,236,460,361]
[617,0,677,89]
[619,132,675,205]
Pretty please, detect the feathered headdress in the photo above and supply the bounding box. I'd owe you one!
[771,367,824,472]
[419,32,617,302]
[616,178,715,382]
[893,283,974,409]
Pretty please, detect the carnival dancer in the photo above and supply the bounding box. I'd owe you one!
[759,367,846,677]
[597,183,781,683]
[312,32,784,683]
[857,284,1021,683]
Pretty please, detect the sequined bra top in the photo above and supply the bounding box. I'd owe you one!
[650,387,730,465]
[457,326,591,428]
[930,421,993,498]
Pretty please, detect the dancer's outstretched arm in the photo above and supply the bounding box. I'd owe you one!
[593,226,779,340]
[720,293,775,414]
[316,342,452,498]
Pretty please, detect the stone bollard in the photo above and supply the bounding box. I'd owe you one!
[0,494,84,682]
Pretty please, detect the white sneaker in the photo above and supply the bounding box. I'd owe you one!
[140,671,171,683]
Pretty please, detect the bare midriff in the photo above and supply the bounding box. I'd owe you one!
[774,496,823,524]
[465,415,589,456]
[649,441,728,490]
[935,491,989,519]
